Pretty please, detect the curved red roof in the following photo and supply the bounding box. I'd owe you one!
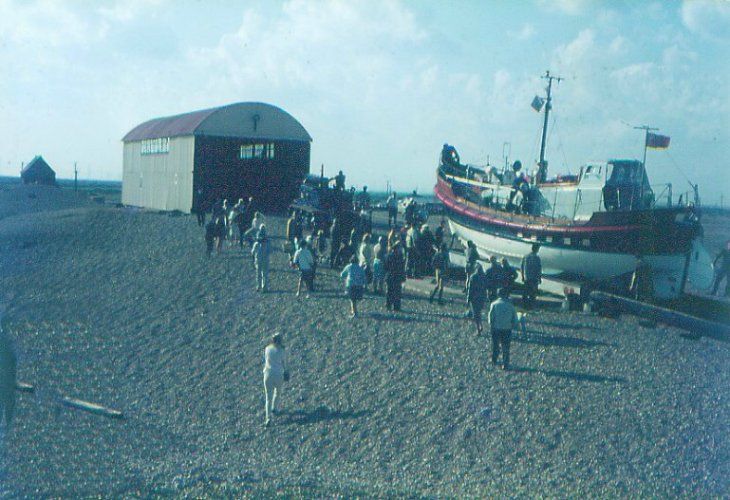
[122,108,217,142]
[122,102,311,142]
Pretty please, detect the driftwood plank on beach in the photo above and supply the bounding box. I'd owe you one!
[15,382,34,393]
[61,397,124,419]
[590,291,730,340]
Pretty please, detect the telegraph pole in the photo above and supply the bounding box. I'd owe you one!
[74,162,78,192]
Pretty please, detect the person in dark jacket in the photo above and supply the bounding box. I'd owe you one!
[328,217,341,268]
[205,218,217,257]
[193,188,207,226]
[500,257,518,293]
[0,306,17,429]
[418,224,436,276]
[385,242,406,311]
[484,256,503,302]
[434,220,446,249]
[464,240,479,292]
[214,216,226,254]
[334,238,354,270]
[233,198,248,249]
[430,243,450,304]
[521,244,542,308]
[467,264,489,336]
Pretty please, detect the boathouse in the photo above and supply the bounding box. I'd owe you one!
[121,102,311,213]
[21,156,56,186]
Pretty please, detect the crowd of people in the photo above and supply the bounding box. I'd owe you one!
[195,198,544,426]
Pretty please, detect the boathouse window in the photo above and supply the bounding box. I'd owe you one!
[582,239,591,247]
[564,237,571,246]
[140,137,170,155]
[552,235,564,245]
[240,143,275,160]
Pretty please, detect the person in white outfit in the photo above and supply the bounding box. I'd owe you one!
[244,211,265,247]
[263,333,288,427]
[251,224,270,292]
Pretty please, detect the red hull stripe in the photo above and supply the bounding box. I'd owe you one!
[434,180,642,235]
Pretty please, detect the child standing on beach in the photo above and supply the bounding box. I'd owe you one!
[263,333,288,427]
[430,243,450,304]
[341,255,367,318]
[293,239,315,297]
[359,233,374,290]
[372,236,387,294]
[316,229,327,263]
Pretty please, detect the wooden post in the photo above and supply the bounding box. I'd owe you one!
[15,382,34,393]
[61,396,124,419]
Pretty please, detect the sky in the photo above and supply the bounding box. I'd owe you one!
[0,0,728,204]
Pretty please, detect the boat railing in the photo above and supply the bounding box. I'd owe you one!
[651,182,698,208]
[443,168,686,221]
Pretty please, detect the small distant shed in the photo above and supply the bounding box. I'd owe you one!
[21,156,57,186]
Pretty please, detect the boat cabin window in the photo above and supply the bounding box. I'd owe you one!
[581,164,602,180]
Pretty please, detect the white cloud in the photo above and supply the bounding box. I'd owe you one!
[681,0,730,40]
[662,44,697,67]
[97,0,165,22]
[608,35,627,55]
[509,23,535,40]
[559,29,595,68]
[0,0,98,47]
[537,0,594,15]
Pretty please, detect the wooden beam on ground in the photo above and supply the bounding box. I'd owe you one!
[15,382,34,393]
[61,396,124,419]
[590,291,730,341]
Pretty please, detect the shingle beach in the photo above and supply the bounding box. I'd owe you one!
[1,185,728,497]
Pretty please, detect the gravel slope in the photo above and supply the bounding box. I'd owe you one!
[0,192,728,497]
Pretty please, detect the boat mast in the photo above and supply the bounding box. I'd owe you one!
[537,70,562,184]
[633,124,658,171]
[633,125,658,209]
